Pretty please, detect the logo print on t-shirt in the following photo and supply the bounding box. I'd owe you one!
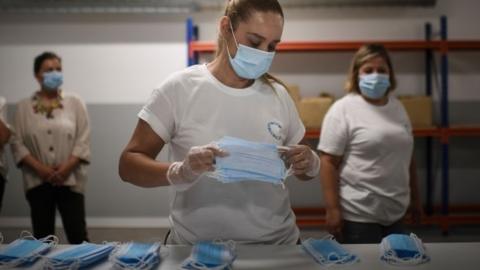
[268,121,283,141]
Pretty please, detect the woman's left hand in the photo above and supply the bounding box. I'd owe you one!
[408,198,423,225]
[50,163,72,185]
[282,145,320,177]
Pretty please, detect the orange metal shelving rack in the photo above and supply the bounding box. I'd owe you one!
[186,16,480,233]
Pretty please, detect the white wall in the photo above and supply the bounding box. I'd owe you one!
[1,0,479,104]
[0,0,479,228]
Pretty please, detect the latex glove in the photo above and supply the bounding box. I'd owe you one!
[167,143,227,191]
[282,145,320,177]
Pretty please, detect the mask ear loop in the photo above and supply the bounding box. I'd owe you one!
[223,18,240,62]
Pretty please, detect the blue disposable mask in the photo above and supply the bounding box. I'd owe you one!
[359,73,390,99]
[45,242,115,269]
[0,232,58,268]
[302,235,359,266]
[209,136,287,185]
[380,233,430,265]
[110,242,161,270]
[181,241,236,270]
[227,22,275,80]
[42,71,63,91]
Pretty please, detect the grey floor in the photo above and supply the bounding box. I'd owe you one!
[2,224,480,244]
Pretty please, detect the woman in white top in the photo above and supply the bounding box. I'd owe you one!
[119,0,320,245]
[11,52,90,244]
[0,97,12,213]
[318,44,422,243]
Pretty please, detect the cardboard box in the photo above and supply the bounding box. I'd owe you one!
[398,95,434,128]
[299,97,334,129]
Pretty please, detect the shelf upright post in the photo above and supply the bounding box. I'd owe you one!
[425,22,434,216]
[440,15,450,228]
[187,17,198,66]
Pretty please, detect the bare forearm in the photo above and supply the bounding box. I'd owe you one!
[64,155,81,172]
[21,154,45,172]
[409,158,421,203]
[0,121,10,146]
[320,161,341,211]
[119,151,171,187]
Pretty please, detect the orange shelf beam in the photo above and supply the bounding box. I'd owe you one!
[190,40,441,53]
[190,40,480,53]
[446,126,480,136]
[448,40,480,50]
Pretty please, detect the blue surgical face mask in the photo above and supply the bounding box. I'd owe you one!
[226,21,275,80]
[380,233,430,266]
[359,73,390,99]
[42,71,63,91]
[302,236,358,266]
[45,242,115,269]
[110,242,161,270]
[0,233,57,268]
[181,241,236,270]
[209,136,287,185]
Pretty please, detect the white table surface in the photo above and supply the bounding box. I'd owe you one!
[3,242,480,269]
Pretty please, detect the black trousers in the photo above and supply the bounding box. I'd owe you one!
[339,219,406,244]
[26,183,89,244]
[0,174,5,213]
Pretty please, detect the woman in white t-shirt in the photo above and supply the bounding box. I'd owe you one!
[318,44,422,244]
[119,0,320,245]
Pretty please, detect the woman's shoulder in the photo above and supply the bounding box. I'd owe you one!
[62,92,85,103]
[153,65,207,94]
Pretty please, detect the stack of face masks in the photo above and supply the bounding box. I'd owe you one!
[181,241,236,270]
[380,233,430,266]
[44,242,115,270]
[302,235,359,266]
[0,231,58,268]
[109,242,161,270]
[210,136,286,185]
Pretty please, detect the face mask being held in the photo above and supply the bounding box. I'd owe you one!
[358,73,390,99]
[42,71,63,91]
[226,21,275,80]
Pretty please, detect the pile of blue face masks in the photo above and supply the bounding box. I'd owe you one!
[0,231,58,268]
[181,241,236,270]
[302,235,359,266]
[380,233,430,265]
[210,136,286,185]
[44,242,115,269]
[109,242,161,270]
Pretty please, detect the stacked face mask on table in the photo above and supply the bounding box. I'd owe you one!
[0,231,58,268]
[380,233,430,266]
[181,241,236,270]
[44,242,115,270]
[209,136,287,185]
[109,242,161,270]
[302,235,359,267]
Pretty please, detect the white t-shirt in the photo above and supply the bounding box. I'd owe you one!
[317,93,413,226]
[138,64,305,244]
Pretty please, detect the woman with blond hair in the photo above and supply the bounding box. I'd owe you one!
[119,0,320,245]
[318,44,422,243]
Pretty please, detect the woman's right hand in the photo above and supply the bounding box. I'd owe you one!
[326,207,343,237]
[35,164,57,183]
[167,143,228,190]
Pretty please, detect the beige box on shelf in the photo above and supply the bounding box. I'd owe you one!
[299,97,334,129]
[398,95,434,128]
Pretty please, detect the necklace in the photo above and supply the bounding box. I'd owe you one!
[32,91,64,119]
